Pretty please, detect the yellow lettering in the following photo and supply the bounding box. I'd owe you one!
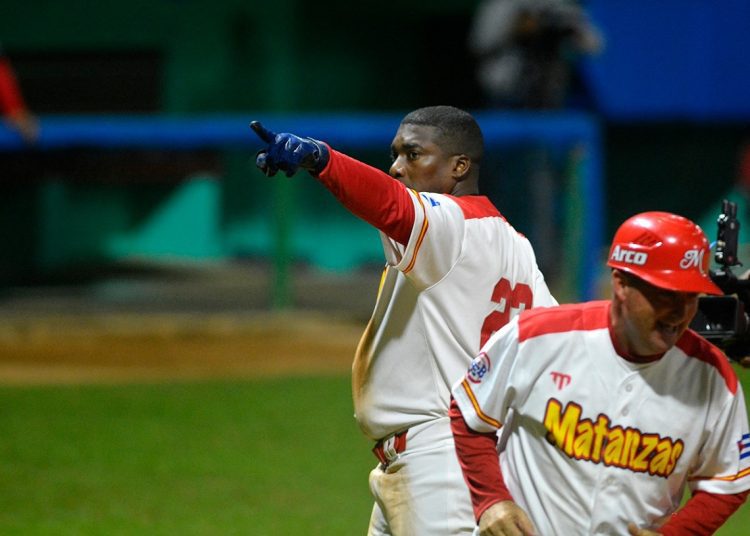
[592,414,609,463]
[574,420,594,460]
[544,399,581,456]
[649,440,672,476]
[542,399,683,479]
[621,429,641,467]
[633,435,658,472]
[604,427,624,465]
[666,440,684,475]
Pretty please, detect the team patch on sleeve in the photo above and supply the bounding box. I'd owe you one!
[467,352,491,384]
[740,434,750,461]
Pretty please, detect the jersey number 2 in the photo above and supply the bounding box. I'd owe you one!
[480,278,533,346]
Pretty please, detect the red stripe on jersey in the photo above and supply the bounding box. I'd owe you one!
[447,195,503,220]
[518,301,610,343]
[676,331,738,395]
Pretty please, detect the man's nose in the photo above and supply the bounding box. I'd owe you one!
[389,158,403,178]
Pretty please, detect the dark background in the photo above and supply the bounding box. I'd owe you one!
[1,0,749,292]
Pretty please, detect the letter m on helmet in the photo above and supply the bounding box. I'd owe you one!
[680,249,705,270]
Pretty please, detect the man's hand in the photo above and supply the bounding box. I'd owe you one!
[627,522,660,535]
[478,500,536,536]
[250,121,329,177]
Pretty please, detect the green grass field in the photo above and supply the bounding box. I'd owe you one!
[0,376,374,535]
[1,369,749,535]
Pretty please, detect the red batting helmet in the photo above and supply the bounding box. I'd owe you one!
[607,211,722,295]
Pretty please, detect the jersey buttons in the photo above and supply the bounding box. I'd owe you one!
[625,384,633,392]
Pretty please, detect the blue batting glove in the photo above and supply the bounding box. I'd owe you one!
[250,121,329,177]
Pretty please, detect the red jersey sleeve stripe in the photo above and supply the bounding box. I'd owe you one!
[518,301,610,343]
[402,190,429,274]
[448,194,503,220]
[676,331,738,394]
[461,379,502,429]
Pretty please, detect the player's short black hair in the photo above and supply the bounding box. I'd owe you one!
[401,105,484,163]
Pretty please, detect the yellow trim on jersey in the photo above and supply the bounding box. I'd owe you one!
[461,378,501,429]
[692,466,750,483]
[376,265,388,298]
[403,189,429,275]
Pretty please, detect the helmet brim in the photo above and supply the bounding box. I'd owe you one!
[619,267,723,296]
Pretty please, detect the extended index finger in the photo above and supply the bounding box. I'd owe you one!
[250,121,276,143]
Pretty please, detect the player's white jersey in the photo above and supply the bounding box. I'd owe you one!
[453,301,750,535]
[352,190,556,441]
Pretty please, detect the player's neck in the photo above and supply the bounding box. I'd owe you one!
[608,326,665,363]
[608,306,665,363]
[450,180,480,197]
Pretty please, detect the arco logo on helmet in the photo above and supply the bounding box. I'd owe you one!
[610,245,648,266]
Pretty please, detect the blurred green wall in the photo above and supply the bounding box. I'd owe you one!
[0,0,482,113]
[2,0,748,288]
[0,0,486,286]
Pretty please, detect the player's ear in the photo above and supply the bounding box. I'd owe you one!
[452,154,471,182]
[611,269,629,300]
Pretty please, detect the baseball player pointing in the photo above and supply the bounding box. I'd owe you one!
[251,106,557,535]
[451,211,750,535]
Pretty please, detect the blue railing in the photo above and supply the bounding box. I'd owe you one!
[0,112,603,301]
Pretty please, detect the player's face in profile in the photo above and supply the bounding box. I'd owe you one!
[614,272,699,356]
[389,124,458,193]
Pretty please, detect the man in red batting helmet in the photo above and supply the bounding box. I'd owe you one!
[451,211,748,536]
[607,211,722,296]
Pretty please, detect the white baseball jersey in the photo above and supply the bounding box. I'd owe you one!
[453,301,750,534]
[352,189,557,441]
